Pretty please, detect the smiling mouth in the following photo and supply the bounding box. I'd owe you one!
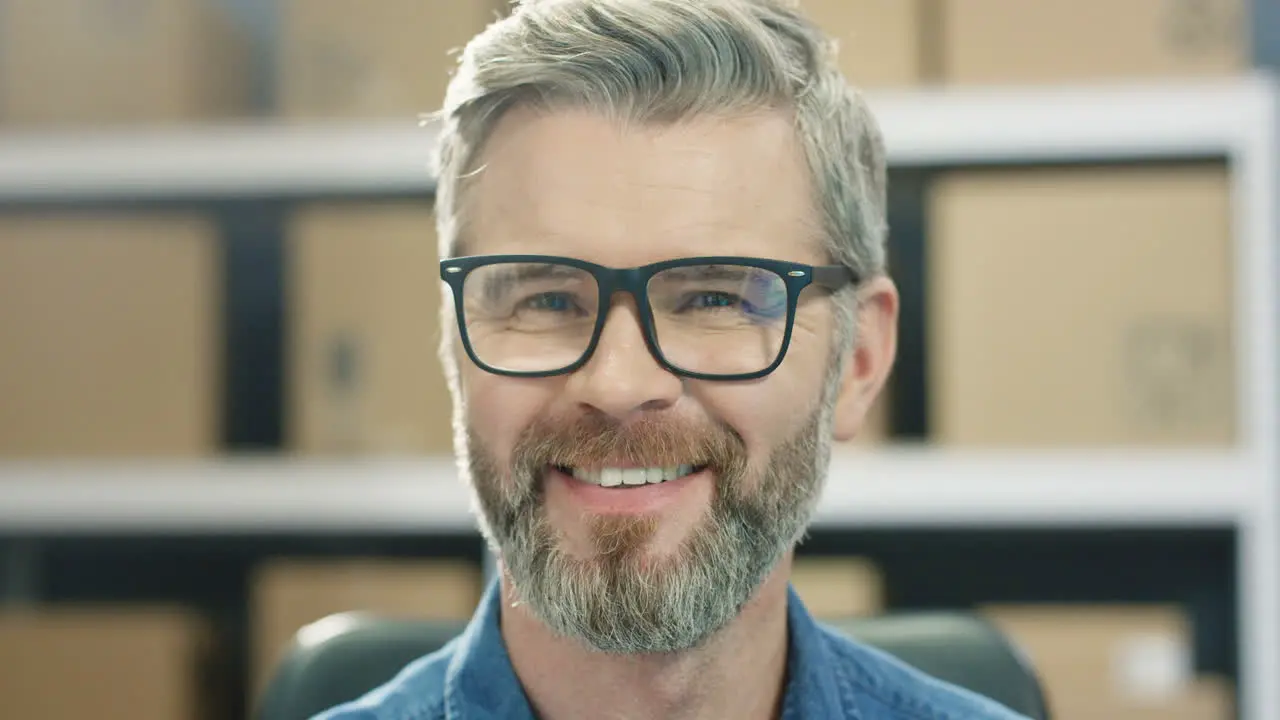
[553,464,705,488]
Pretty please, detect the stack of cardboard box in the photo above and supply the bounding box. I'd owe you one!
[919,6,1243,710]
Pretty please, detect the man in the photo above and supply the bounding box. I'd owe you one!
[320,1,1030,718]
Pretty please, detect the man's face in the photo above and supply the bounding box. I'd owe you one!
[452,106,857,653]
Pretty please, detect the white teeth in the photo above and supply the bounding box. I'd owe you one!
[567,464,698,487]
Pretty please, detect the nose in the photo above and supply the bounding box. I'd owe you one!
[564,293,683,420]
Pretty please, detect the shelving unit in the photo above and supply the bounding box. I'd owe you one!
[1,73,1276,718]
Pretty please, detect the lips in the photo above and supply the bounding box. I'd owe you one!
[543,464,710,516]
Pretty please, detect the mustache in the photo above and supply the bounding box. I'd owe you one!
[511,410,746,473]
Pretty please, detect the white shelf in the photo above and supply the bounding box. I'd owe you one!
[0,120,439,200]
[0,448,1254,534]
[871,75,1273,165]
[0,75,1272,201]
[812,448,1254,528]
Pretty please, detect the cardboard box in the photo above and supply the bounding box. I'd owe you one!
[0,0,249,127]
[277,0,507,119]
[926,165,1235,447]
[938,0,1247,85]
[982,604,1194,703]
[981,604,1231,720]
[249,557,483,696]
[286,203,454,455]
[0,214,221,457]
[1069,677,1235,720]
[0,605,218,720]
[799,0,925,87]
[790,556,884,618]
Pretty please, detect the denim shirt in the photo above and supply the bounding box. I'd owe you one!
[315,578,1031,720]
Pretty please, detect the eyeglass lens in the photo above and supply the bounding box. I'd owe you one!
[460,261,790,376]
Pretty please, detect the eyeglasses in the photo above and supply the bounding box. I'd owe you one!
[439,254,859,381]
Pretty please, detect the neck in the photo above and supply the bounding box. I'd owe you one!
[500,556,795,720]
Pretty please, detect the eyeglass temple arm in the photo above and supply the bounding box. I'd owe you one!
[810,264,860,291]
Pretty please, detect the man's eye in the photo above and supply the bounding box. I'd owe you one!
[683,291,740,310]
[518,292,577,312]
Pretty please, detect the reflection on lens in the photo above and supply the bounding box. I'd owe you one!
[648,264,787,375]
[462,262,599,372]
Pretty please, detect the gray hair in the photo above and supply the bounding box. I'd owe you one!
[433,0,888,388]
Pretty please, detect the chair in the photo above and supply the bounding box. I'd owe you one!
[256,611,1051,720]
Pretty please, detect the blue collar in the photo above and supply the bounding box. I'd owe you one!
[442,578,852,719]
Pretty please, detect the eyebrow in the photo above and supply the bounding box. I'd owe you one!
[477,262,585,302]
[655,265,751,282]
[489,263,581,282]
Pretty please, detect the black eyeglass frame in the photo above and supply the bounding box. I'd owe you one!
[439,254,860,381]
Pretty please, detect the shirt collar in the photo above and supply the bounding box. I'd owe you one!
[780,583,856,718]
[444,577,534,719]
[444,578,852,719]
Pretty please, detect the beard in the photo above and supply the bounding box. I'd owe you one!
[462,405,832,655]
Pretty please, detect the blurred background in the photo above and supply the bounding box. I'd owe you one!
[0,0,1276,719]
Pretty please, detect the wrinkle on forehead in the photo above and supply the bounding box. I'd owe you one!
[459,105,827,263]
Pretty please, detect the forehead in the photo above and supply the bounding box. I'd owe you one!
[460,106,826,266]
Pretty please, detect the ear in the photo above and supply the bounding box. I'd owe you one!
[831,276,899,442]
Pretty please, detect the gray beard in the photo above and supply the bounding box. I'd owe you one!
[461,407,831,655]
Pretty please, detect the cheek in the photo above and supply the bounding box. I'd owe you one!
[786,310,839,380]
[702,314,831,451]
[461,367,557,460]
[697,368,827,465]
